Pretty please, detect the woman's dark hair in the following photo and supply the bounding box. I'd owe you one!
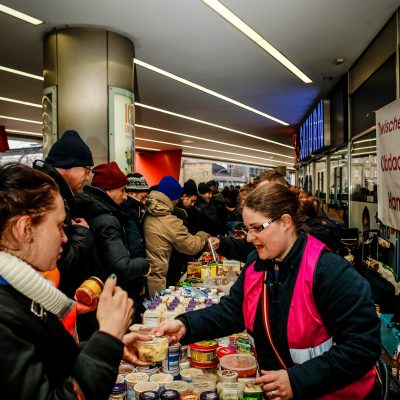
[244,183,319,231]
[0,163,59,239]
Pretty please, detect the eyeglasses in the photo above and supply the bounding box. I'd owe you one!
[241,218,277,235]
[83,166,92,175]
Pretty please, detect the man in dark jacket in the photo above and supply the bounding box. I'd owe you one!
[74,162,150,336]
[33,130,93,299]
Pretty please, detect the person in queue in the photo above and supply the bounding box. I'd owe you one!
[153,183,381,399]
[0,163,148,399]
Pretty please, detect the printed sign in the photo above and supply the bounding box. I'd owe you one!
[108,87,134,173]
[376,98,400,230]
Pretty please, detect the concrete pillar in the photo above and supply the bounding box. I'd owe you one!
[43,27,134,168]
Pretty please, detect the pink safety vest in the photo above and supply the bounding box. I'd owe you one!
[243,234,376,400]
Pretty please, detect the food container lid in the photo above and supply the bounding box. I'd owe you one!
[189,340,218,352]
[139,391,160,400]
[219,354,257,372]
[189,358,219,369]
[217,369,238,382]
[217,347,236,358]
[160,389,180,400]
[179,394,199,400]
[200,391,220,400]
[150,373,174,384]
[125,372,149,384]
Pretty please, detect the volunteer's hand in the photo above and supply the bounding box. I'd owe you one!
[96,274,133,341]
[72,217,89,229]
[151,320,186,344]
[254,369,293,400]
[210,237,220,249]
[122,332,152,366]
[75,296,98,314]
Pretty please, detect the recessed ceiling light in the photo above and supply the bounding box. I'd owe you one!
[0,96,41,108]
[136,136,292,165]
[0,65,43,80]
[0,4,43,25]
[134,59,288,126]
[0,115,42,124]
[6,129,42,136]
[201,0,311,84]
[135,124,293,160]
[135,102,292,148]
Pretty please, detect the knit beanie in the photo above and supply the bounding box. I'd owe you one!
[91,162,128,190]
[198,182,211,195]
[126,173,149,192]
[45,130,94,168]
[157,176,183,201]
[183,179,198,196]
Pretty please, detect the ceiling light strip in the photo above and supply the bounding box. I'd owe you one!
[136,136,291,165]
[0,115,42,124]
[0,4,43,25]
[183,151,293,170]
[353,137,377,144]
[351,151,377,156]
[135,124,293,160]
[135,102,292,149]
[201,0,311,84]
[6,129,42,136]
[0,96,42,108]
[0,65,43,80]
[135,146,161,151]
[134,58,288,126]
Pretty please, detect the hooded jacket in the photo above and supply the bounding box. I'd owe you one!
[144,191,209,296]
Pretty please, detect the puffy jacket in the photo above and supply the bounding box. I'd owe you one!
[0,284,123,399]
[33,160,92,298]
[144,191,209,296]
[74,186,150,290]
[177,234,381,399]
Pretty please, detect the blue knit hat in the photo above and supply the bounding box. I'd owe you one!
[45,130,94,168]
[158,176,183,201]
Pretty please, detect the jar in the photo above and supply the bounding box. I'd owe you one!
[139,391,160,400]
[75,276,104,306]
[136,332,168,363]
[189,340,218,364]
[160,389,180,400]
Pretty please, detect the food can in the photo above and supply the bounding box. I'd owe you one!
[75,276,104,306]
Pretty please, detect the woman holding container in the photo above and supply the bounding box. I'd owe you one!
[154,183,381,399]
[0,163,147,399]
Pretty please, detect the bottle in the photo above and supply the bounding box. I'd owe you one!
[142,303,161,326]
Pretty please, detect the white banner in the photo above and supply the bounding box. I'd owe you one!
[376,98,400,230]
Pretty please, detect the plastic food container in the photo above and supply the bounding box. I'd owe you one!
[179,394,199,400]
[189,340,218,363]
[180,367,204,383]
[189,358,219,373]
[150,373,174,390]
[126,373,150,400]
[119,362,136,376]
[136,334,168,363]
[134,382,160,400]
[75,276,104,306]
[219,354,257,378]
[164,381,190,394]
[217,347,236,359]
[217,369,238,383]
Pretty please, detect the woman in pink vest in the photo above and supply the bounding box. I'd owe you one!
[154,183,381,399]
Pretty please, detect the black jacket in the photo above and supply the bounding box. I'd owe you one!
[0,284,123,399]
[33,160,92,298]
[74,186,150,292]
[177,234,381,399]
[121,196,146,259]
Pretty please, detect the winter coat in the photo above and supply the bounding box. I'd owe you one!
[74,186,150,291]
[177,233,381,399]
[0,284,123,399]
[144,191,209,296]
[33,160,92,298]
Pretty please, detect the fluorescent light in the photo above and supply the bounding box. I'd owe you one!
[136,136,291,164]
[354,137,376,144]
[135,124,293,160]
[351,151,377,156]
[183,151,283,168]
[134,59,289,126]
[0,4,43,25]
[0,115,42,124]
[353,145,376,151]
[135,102,292,148]
[0,96,41,108]
[135,146,161,152]
[0,65,43,80]
[6,129,42,136]
[201,0,312,84]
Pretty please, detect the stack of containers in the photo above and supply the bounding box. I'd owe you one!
[188,340,219,373]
